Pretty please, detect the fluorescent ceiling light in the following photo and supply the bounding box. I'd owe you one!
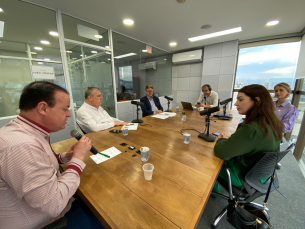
[37,62,43,65]
[123,19,134,25]
[91,51,97,54]
[95,35,103,38]
[34,47,42,50]
[188,27,242,42]
[66,50,72,53]
[105,46,109,48]
[0,21,4,38]
[31,52,37,54]
[40,40,50,44]
[44,58,50,61]
[49,31,58,36]
[266,20,279,26]
[142,50,147,52]
[170,42,177,46]
[114,53,136,59]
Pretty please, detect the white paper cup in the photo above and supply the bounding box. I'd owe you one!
[142,163,154,181]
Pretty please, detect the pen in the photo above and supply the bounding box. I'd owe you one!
[98,152,110,158]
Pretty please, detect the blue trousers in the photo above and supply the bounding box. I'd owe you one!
[65,193,105,229]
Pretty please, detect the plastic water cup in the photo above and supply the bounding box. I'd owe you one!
[176,106,179,112]
[123,128,128,136]
[142,163,154,181]
[140,147,149,162]
[183,133,191,144]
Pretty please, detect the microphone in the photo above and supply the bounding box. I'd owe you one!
[204,94,208,99]
[199,106,220,116]
[164,96,173,101]
[70,130,98,154]
[220,98,232,105]
[131,100,144,106]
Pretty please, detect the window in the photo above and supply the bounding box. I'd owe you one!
[232,41,301,109]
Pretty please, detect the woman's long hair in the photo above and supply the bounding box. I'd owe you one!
[239,84,284,141]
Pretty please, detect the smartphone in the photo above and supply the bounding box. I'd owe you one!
[109,129,121,133]
[212,132,221,136]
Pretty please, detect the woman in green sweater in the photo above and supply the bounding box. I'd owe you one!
[213,84,284,192]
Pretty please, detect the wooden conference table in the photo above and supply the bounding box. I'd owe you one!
[51,108,241,229]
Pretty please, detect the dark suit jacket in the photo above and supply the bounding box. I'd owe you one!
[140,96,163,117]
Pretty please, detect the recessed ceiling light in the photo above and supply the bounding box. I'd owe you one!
[105,46,109,48]
[91,51,97,54]
[49,31,58,36]
[0,8,3,12]
[142,50,147,52]
[40,40,50,44]
[188,27,242,42]
[37,62,43,65]
[266,20,279,26]
[114,53,136,59]
[44,58,50,61]
[123,19,134,25]
[95,35,103,38]
[164,59,167,60]
[66,50,72,53]
[170,42,177,46]
[34,47,42,50]
[201,24,212,29]
[31,52,37,54]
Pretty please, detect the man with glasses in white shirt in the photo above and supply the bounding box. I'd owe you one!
[77,87,128,133]
[196,84,218,108]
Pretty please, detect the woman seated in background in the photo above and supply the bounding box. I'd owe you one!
[213,84,284,192]
[274,83,299,133]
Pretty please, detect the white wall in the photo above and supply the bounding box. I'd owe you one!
[171,63,203,108]
[202,40,238,107]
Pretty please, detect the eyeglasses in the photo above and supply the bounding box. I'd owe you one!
[202,89,209,92]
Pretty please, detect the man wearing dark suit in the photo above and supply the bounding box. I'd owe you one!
[140,85,163,117]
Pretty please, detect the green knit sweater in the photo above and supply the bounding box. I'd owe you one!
[214,121,280,172]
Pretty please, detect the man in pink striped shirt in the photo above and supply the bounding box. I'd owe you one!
[0,82,92,229]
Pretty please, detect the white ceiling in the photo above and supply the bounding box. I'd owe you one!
[20,0,305,53]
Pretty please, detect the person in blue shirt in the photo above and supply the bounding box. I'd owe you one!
[140,85,163,117]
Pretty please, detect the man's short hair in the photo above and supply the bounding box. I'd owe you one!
[19,81,69,111]
[85,87,100,99]
[145,85,153,90]
[202,84,212,91]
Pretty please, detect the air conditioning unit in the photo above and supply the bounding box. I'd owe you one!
[172,49,202,65]
[138,61,157,70]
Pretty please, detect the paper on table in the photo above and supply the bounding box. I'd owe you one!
[121,123,138,130]
[163,112,177,117]
[90,146,122,164]
[152,114,169,119]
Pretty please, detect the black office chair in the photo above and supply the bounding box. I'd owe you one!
[211,143,294,227]
[42,216,68,229]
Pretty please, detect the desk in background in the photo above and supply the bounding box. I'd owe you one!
[52,108,241,229]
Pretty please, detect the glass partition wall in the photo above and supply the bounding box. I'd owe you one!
[112,32,172,101]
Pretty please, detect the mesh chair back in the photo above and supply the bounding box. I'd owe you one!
[244,144,293,193]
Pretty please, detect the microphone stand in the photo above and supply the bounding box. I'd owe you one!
[218,103,231,120]
[165,99,173,112]
[132,105,144,123]
[198,113,216,142]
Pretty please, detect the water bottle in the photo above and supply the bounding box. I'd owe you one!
[181,112,186,121]
[176,106,179,112]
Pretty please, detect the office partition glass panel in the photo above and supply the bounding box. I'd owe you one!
[0,41,27,58]
[66,42,115,117]
[0,1,64,118]
[0,58,32,117]
[112,32,172,101]
[62,14,109,48]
